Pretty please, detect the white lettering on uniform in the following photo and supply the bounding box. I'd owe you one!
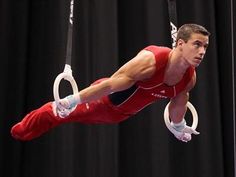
[151,93,168,99]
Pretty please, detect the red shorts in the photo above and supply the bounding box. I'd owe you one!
[65,96,130,124]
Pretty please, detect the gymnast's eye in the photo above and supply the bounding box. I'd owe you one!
[193,41,202,48]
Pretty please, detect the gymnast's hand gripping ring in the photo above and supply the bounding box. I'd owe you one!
[164,101,198,136]
[53,64,79,106]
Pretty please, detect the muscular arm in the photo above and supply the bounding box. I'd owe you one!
[73,50,156,103]
[168,72,196,123]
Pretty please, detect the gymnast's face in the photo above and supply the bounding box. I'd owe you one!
[179,33,209,67]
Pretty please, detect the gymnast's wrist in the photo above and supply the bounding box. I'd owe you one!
[66,94,82,108]
[171,119,186,132]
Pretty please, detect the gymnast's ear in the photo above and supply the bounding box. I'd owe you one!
[176,39,185,47]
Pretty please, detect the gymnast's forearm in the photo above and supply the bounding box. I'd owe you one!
[71,76,135,105]
[168,102,187,123]
[168,92,189,123]
[74,81,113,103]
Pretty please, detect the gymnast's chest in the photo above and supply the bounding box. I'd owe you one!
[137,83,177,99]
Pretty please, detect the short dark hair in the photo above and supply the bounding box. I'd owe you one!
[176,24,210,44]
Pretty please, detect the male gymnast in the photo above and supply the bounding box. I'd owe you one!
[11,24,210,142]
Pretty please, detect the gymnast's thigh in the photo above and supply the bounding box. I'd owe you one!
[68,100,127,124]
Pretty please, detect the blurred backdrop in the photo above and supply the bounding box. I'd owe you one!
[0,0,235,177]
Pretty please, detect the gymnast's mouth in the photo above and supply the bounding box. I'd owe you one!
[194,57,203,64]
[195,57,202,60]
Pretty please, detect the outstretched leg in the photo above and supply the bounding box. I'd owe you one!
[11,102,64,141]
[11,98,127,141]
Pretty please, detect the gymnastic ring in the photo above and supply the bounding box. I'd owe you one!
[53,64,79,106]
[164,101,198,135]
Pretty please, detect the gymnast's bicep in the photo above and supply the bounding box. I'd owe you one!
[108,50,156,92]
